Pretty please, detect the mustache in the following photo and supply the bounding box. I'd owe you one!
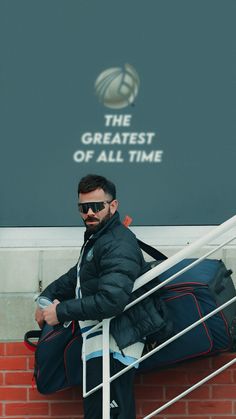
[85,216,99,222]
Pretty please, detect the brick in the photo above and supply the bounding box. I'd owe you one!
[142,369,188,385]
[28,355,35,370]
[211,417,236,419]
[0,387,27,401]
[177,415,210,419]
[5,371,34,385]
[141,400,186,416]
[135,385,164,400]
[188,369,232,385]
[212,353,236,369]
[137,416,165,419]
[0,372,3,385]
[212,384,236,398]
[0,356,27,370]
[5,402,49,415]
[147,417,210,419]
[208,369,233,384]
[183,357,211,370]
[6,342,31,356]
[50,401,84,416]
[28,387,74,401]
[0,403,2,417]
[166,384,210,400]
[164,417,209,419]
[188,400,233,415]
[0,343,5,355]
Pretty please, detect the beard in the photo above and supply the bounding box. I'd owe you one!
[83,209,112,234]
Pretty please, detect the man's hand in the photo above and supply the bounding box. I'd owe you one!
[35,307,45,329]
[42,299,60,326]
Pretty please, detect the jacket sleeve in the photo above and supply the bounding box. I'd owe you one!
[56,237,143,322]
[40,264,77,302]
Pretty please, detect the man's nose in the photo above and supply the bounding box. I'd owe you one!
[87,207,95,215]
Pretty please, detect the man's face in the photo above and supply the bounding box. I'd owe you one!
[78,188,118,233]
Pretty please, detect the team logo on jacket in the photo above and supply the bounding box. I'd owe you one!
[86,247,94,262]
[95,63,140,109]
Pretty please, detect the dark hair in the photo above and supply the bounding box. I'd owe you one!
[78,174,116,200]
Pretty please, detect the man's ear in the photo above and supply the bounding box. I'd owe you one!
[110,199,118,215]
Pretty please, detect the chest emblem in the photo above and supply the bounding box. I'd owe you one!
[86,247,94,262]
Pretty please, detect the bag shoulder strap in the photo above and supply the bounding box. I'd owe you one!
[122,216,167,261]
[137,238,167,261]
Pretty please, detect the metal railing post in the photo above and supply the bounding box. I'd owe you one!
[102,318,111,419]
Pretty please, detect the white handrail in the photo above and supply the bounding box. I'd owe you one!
[81,215,236,418]
[144,358,236,418]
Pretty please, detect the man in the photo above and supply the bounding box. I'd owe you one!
[35,174,148,419]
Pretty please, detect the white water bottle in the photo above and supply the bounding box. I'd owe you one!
[37,296,53,309]
[37,296,71,328]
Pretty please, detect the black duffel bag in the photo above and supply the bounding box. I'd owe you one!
[140,257,236,371]
[24,321,82,394]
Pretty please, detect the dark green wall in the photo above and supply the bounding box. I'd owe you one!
[0,0,235,226]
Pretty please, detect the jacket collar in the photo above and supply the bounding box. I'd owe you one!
[84,211,121,243]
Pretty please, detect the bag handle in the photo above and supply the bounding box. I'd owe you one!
[24,330,42,352]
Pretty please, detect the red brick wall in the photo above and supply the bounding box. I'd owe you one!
[0,342,235,419]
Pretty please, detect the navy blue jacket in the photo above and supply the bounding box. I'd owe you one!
[41,212,169,349]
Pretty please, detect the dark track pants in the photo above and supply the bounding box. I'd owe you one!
[83,356,136,419]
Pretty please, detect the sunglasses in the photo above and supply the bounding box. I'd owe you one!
[78,200,112,214]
